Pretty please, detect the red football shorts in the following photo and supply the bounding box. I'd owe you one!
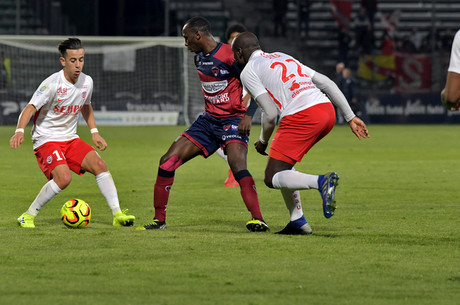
[269,102,336,165]
[34,138,95,180]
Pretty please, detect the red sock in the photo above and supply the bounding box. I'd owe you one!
[154,175,174,222]
[237,174,264,220]
[154,156,182,222]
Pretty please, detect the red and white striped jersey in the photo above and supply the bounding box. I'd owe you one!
[194,43,246,119]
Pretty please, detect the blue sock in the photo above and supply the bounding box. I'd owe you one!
[291,215,307,227]
[317,175,325,188]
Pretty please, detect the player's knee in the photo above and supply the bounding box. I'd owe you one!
[264,174,275,188]
[94,158,108,172]
[159,155,183,172]
[54,172,72,189]
[159,154,170,165]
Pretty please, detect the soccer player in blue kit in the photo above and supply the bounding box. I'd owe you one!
[137,16,269,232]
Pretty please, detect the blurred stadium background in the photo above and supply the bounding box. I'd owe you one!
[0,0,459,125]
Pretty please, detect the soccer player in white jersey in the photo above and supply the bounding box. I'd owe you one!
[232,32,369,234]
[441,29,460,110]
[10,38,135,228]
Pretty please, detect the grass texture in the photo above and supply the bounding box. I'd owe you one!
[0,124,459,305]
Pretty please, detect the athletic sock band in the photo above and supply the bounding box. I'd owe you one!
[234,169,251,181]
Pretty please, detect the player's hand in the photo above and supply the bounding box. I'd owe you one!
[451,102,460,111]
[348,116,370,140]
[238,115,252,136]
[441,88,460,111]
[254,140,268,155]
[9,132,24,149]
[92,133,107,151]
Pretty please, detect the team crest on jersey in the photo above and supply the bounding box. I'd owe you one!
[211,66,219,77]
[46,155,53,164]
[289,80,301,91]
[223,124,238,131]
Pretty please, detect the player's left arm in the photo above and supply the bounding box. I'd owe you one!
[312,72,369,139]
[441,72,460,110]
[238,96,258,136]
[81,104,107,151]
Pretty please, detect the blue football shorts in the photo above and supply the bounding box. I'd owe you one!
[182,112,249,158]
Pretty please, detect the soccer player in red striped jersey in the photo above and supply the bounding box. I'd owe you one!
[137,17,268,232]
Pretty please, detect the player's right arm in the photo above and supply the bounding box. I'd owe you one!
[253,92,278,155]
[10,76,55,149]
[240,67,278,155]
[442,30,460,110]
[441,73,460,110]
[9,104,37,149]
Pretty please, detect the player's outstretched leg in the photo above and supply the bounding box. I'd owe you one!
[17,179,63,228]
[234,169,270,232]
[17,213,35,228]
[113,209,136,226]
[317,172,339,218]
[94,171,136,226]
[137,154,183,230]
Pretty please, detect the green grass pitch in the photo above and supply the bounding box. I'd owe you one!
[1,124,459,305]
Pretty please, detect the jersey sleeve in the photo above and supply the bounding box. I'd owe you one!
[85,76,93,105]
[29,78,56,110]
[448,30,460,74]
[240,66,267,100]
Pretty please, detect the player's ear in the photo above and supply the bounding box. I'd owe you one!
[236,48,244,60]
[59,56,65,67]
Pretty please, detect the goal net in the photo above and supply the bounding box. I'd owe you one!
[0,35,205,126]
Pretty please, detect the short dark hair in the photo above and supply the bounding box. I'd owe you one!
[225,23,247,42]
[58,38,83,57]
[184,16,212,35]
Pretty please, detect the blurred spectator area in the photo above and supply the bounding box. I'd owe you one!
[0,0,459,93]
[295,0,459,69]
[0,0,47,34]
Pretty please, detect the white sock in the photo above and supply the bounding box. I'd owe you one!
[281,189,304,221]
[96,172,121,215]
[27,179,62,217]
[216,147,228,162]
[272,170,318,190]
